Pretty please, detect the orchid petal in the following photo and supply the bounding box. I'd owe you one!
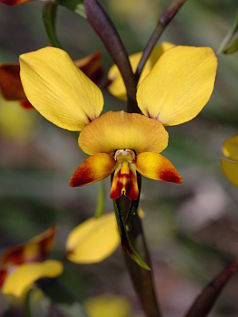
[20,47,104,131]
[70,153,115,187]
[78,111,168,155]
[66,213,120,264]
[136,152,183,183]
[137,46,217,126]
[2,260,63,297]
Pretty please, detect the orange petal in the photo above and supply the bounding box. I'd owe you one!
[1,226,56,267]
[136,152,183,183]
[78,111,168,155]
[70,153,115,187]
[75,52,104,85]
[110,163,139,200]
[0,0,30,4]
[0,64,26,100]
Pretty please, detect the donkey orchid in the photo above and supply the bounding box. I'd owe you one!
[19,45,217,200]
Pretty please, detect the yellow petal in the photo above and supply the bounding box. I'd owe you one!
[85,295,131,317]
[2,260,63,297]
[19,47,104,131]
[221,158,238,187]
[222,135,238,161]
[136,152,183,183]
[137,46,217,126]
[108,42,174,101]
[69,153,115,187]
[66,213,120,264]
[78,111,168,155]
[0,99,35,141]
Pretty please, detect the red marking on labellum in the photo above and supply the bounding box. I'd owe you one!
[110,168,139,200]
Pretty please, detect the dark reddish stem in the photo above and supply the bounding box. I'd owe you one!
[135,0,187,82]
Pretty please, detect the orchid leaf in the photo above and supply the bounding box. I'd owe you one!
[113,199,150,271]
[218,12,238,54]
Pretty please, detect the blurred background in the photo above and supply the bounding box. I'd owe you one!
[0,0,238,316]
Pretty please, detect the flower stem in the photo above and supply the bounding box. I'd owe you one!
[24,289,33,317]
[84,0,139,113]
[42,1,62,48]
[135,0,187,82]
[114,176,162,317]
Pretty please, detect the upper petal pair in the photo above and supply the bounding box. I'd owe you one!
[20,44,217,132]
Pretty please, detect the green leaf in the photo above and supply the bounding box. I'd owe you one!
[113,199,150,271]
[217,12,238,55]
[223,36,238,54]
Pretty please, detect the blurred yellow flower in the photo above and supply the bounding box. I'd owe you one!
[19,45,217,200]
[85,295,139,317]
[66,212,120,264]
[0,227,63,298]
[0,98,36,141]
[221,135,238,187]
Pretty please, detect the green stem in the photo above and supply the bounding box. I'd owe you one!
[42,1,62,48]
[114,176,162,317]
[135,0,187,82]
[217,12,238,54]
[95,182,105,218]
[24,289,33,317]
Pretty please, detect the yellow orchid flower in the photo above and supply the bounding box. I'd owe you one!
[0,227,63,298]
[19,45,217,200]
[66,212,120,264]
[221,135,238,187]
[108,42,175,101]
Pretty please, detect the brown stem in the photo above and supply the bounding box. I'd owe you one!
[114,174,162,317]
[84,0,138,112]
[135,0,187,82]
[184,260,238,317]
